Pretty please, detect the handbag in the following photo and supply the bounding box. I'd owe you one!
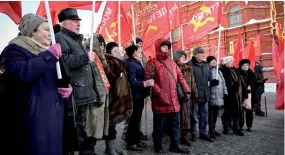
[158,60,184,102]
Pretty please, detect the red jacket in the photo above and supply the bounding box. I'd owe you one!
[144,38,190,113]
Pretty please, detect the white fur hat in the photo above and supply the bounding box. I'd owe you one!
[221,56,234,65]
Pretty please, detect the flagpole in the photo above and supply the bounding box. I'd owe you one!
[89,0,96,53]
[216,24,222,79]
[118,0,121,49]
[181,25,184,51]
[169,31,173,59]
[131,3,136,45]
[44,1,62,79]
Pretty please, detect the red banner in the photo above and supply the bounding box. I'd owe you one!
[275,51,284,110]
[272,37,280,78]
[96,1,119,43]
[0,1,21,24]
[37,1,102,25]
[233,31,243,68]
[167,1,181,31]
[120,1,133,47]
[276,22,284,56]
[182,1,222,45]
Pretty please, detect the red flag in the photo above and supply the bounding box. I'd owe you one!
[119,1,133,47]
[275,51,284,110]
[96,2,119,43]
[272,37,280,78]
[233,31,243,67]
[182,1,222,45]
[0,1,21,24]
[247,39,256,70]
[37,1,102,25]
[276,22,284,56]
[167,1,181,31]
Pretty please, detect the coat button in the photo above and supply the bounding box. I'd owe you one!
[56,102,59,106]
[46,56,50,60]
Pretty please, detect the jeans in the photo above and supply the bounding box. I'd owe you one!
[127,99,145,144]
[152,112,180,149]
[191,102,209,136]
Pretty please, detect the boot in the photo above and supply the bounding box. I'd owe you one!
[169,146,190,154]
[105,140,123,155]
[181,136,191,146]
[233,129,244,136]
[80,137,97,155]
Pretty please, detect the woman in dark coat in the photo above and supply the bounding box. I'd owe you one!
[238,59,257,132]
[219,56,247,136]
[174,50,198,146]
[2,14,72,155]
[125,45,153,150]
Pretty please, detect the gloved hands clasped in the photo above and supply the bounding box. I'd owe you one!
[184,93,191,103]
[210,79,219,87]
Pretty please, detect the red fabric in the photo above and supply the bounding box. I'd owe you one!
[233,31,243,68]
[119,2,133,47]
[246,39,256,70]
[167,1,181,31]
[37,1,102,25]
[95,55,111,91]
[96,1,119,42]
[275,51,284,110]
[144,38,190,113]
[0,1,21,24]
[272,37,280,78]
[276,22,284,56]
[182,1,222,45]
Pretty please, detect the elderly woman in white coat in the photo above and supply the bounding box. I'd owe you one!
[206,56,228,139]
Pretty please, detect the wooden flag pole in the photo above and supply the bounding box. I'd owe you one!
[44,1,62,79]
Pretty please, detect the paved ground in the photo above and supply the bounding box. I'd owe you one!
[95,92,284,155]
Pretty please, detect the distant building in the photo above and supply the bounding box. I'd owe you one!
[133,1,284,82]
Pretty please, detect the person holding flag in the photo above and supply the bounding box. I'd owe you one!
[1,13,72,155]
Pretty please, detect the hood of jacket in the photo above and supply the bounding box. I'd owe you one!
[155,38,170,60]
[254,65,263,74]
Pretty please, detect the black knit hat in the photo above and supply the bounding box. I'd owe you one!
[239,59,251,68]
[125,45,138,58]
[106,42,118,54]
[206,56,216,64]
[174,50,186,61]
[160,40,171,49]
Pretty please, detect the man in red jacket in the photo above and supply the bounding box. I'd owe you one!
[144,38,191,154]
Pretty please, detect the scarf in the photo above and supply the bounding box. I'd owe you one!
[9,36,48,55]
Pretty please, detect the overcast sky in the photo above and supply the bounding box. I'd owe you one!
[0,1,106,52]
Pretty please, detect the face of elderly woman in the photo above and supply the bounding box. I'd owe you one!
[226,61,234,68]
[31,22,51,46]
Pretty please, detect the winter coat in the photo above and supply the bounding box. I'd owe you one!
[220,65,247,119]
[238,68,258,109]
[187,56,213,103]
[123,52,147,67]
[209,67,228,107]
[105,54,133,125]
[126,57,149,100]
[254,65,266,96]
[2,36,64,155]
[144,38,190,114]
[175,61,197,130]
[55,28,100,106]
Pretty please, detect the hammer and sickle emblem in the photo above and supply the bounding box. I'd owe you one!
[146,25,158,35]
[191,6,215,32]
[105,22,118,42]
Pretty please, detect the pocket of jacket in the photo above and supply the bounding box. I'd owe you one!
[72,78,93,101]
[28,96,37,119]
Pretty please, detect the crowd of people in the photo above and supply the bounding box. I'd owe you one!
[0,8,268,155]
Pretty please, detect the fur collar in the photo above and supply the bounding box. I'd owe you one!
[9,36,47,56]
[105,53,126,79]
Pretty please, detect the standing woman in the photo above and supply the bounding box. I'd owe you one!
[2,14,72,155]
[174,50,198,146]
[125,45,153,150]
[238,59,257,132]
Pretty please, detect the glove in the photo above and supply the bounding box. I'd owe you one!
[48,43,62,57]
[263,78,268,83]
[246,89,251,94]
[143,79,154,87]
[184,93,191,103]
[210,79,219,87]
[58,84,73,98]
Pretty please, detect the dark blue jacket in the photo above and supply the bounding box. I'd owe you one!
[125,58,148,100]
[2,44,64,155]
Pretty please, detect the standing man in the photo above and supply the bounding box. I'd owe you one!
[254,63,267,116]
[186,47,219,142]
[55,8,107,155]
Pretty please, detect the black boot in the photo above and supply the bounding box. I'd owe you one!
[169,146,190,154]
[200,134,214,142]
[233,129,244,136]
[246,127,253,132]
[80,137,97,155]
[215,131,221,137]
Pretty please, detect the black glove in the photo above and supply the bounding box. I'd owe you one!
[246,89,251,94]
[263,78,268,83]
[210,79,219,87]
[184,93,191,103]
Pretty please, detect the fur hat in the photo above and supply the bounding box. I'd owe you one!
[193,47,205,55]
[239,59,251,68]
[160,40,171,48]
[136,37,143,44]
[206,56,216,64]
[18,13,47,37]
[106,42,118,54]
[221,56,234,65]
[174,50,186,61]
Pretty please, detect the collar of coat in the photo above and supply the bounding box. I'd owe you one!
[61,28,84,42]
[8,36,47,56]
[191,56,206,66]
[104,53,126,79]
